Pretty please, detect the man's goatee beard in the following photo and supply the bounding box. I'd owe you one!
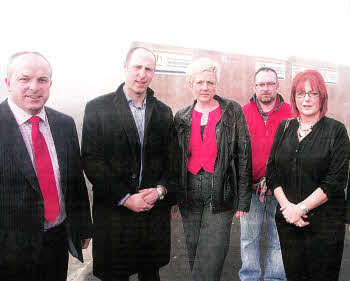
[259,96,276,105]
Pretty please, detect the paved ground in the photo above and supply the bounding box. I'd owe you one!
[68,216,350,281]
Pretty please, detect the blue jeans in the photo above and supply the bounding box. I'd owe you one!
[180,171,234,281]
[239,193,286,281]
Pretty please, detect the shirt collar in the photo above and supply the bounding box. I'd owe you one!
[8,97,48,126]
[123,86,147,109]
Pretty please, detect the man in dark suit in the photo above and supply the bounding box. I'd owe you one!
[0,51,92,281]
[82,47,179,281]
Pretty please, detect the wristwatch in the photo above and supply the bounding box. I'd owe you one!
[156,186,165,200]
[298,203,309,215]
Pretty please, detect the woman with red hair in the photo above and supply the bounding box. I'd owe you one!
[266,69,349,281]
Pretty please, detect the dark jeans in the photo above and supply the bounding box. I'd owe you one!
[276,215,345,281]
[180,171,234,281]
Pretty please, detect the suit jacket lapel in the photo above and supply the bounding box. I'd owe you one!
[0,101,41,192]
[46,108,68,195]
[113,85,141,162]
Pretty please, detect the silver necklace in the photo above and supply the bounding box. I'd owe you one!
[297,117,317,139]
[298,126,312,138]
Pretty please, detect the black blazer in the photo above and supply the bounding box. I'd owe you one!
[0,100,92,265]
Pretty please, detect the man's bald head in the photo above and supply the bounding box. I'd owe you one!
[7,51,52,80]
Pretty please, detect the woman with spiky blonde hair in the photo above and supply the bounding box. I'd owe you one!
[174,58,252,281]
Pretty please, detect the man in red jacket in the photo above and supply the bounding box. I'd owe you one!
[239,67,291,281]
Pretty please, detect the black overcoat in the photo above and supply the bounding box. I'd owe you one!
[0,100,92,277]
[81,84,179,279]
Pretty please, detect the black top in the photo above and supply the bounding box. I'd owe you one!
[266,116,349,222]
[200,125,205,140]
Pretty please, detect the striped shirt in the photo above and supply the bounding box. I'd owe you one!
[8,97,66,230]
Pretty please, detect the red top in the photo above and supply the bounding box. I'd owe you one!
[187,106,221,174]
[243,97,291,183]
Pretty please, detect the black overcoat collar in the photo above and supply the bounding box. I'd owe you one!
[112,83,156,159]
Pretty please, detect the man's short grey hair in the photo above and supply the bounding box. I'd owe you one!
[186,58,220,84]
[7,51,52,79]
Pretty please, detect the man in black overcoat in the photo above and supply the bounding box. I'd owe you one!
[0,51,92,281]
[81,47,179,281]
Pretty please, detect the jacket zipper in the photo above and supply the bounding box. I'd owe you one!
[210,173,214,211]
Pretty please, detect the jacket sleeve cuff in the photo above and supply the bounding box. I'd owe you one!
[266,173,281,192]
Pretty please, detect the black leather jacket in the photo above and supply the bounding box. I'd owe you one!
[174,95,252,213]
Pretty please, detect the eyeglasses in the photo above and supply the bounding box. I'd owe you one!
[296,92,320,99]
[256,82,276,88]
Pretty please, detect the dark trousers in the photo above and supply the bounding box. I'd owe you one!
[38,223,69,281]
[0,222,68,281]
[180,171,234,281]
[276,216,345,281]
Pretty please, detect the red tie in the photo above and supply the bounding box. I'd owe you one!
[29,116,60,223]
